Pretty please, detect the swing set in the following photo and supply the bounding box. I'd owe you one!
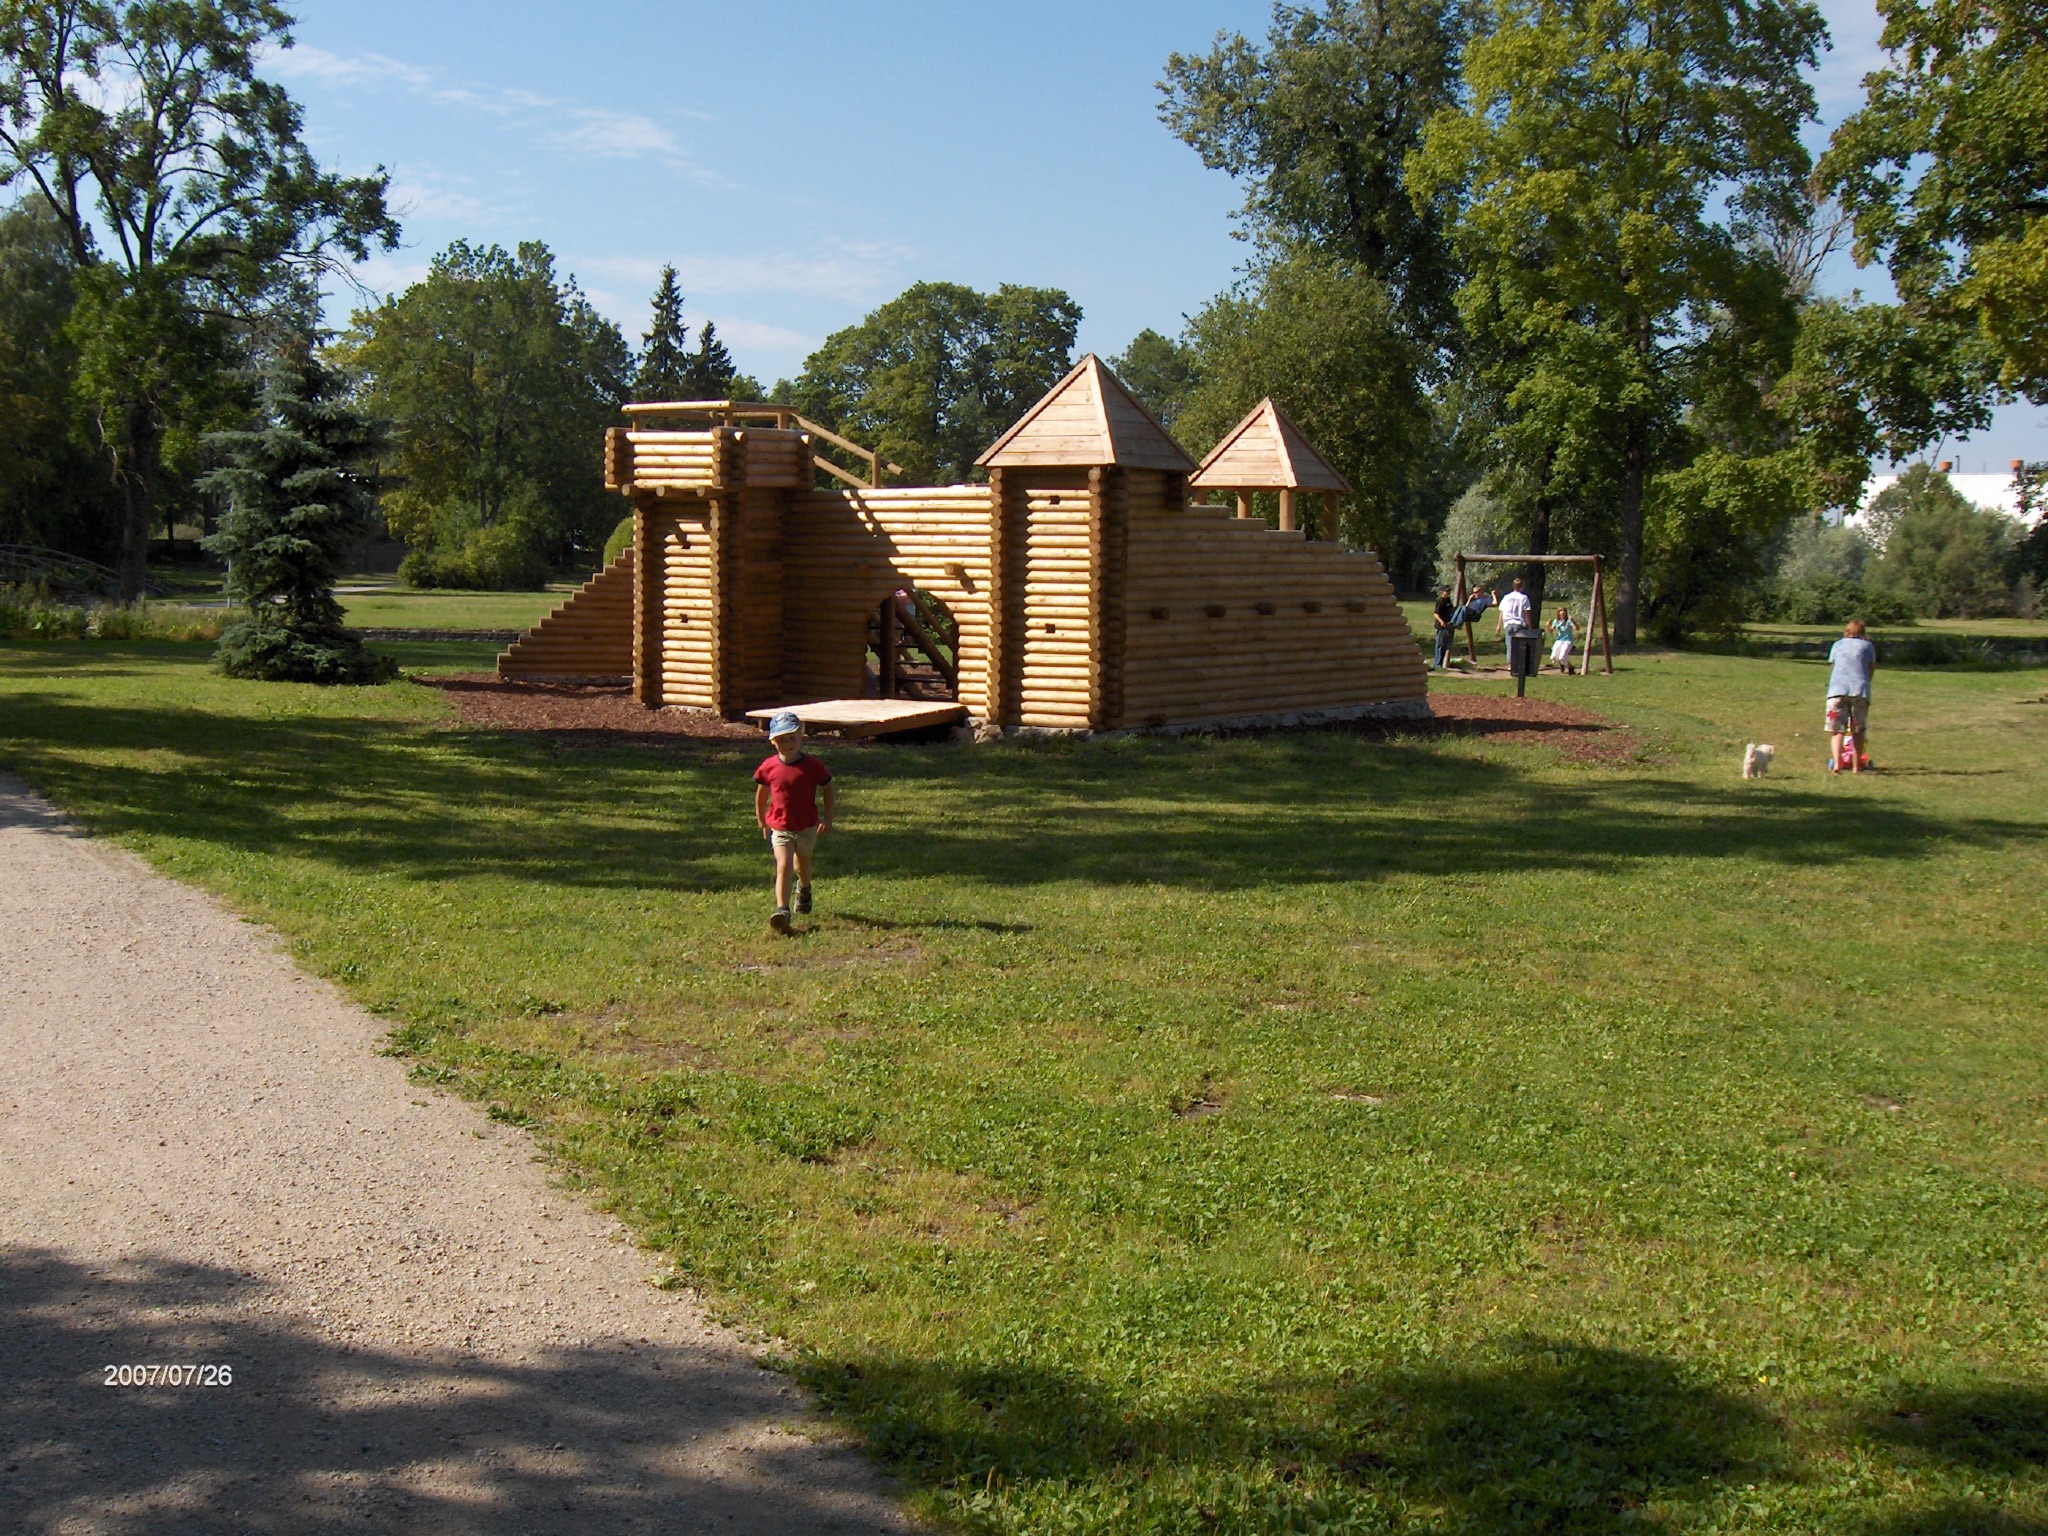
[1449,553,1614,675]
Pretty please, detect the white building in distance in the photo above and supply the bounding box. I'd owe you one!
[1848,461,2042,537]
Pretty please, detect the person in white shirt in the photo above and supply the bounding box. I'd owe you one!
[1497,577,1534,664]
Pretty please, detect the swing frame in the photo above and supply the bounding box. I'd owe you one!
[1449,553,1614,675]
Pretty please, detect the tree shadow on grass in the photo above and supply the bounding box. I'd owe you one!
[809,1336,1784,1532]
[0,688,2029,899]
[0,1246,898,1535]
[1869,1385,2048,1474]
[1860,1506,2048,1536]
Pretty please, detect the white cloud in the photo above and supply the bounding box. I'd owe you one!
[259,41,715,176]
[577,242,914,306]
[337,252,434,306]
[384,173,503,225]
[705,317,818,355]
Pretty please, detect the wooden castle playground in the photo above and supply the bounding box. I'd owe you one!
[497,356,1428,735]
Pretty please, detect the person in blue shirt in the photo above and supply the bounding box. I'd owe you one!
[1825,619,1877,773]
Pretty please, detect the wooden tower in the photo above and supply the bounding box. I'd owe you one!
[1189,397,1351,538]
[977,355,1195,731]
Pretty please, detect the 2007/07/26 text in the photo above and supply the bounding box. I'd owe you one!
[104,1364,234,1387]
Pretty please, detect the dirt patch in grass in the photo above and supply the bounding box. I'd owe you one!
[1402,692,1642,764]
[427,673,1638,762]
[422,674,770,748]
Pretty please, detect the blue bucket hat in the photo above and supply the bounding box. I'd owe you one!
[766,710,803,740]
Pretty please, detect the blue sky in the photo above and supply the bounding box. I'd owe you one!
[277,0,2039,470]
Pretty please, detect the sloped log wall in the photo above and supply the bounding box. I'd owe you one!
[1119,476,1426,728]
[497,547,636,678]
[778,486,997,717]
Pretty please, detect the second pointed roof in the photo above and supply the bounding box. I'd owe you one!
[1189,399,1351,492]
[976,355,1196,472]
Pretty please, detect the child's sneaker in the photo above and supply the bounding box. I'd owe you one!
[770,907,792,935]
[796,884,812,915]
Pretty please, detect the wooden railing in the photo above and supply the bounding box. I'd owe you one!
[622,400,903,489]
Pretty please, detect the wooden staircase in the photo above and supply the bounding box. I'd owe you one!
[496,548,636,679]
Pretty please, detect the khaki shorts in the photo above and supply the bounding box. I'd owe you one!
[1826,695,1868,734]
[770,825,819,855]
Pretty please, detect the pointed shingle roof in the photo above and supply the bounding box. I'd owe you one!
[1189,399,1351,492]
[976,355,1195,472]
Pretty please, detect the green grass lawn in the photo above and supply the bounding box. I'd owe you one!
[1,639,2044,1534]
[336,584,577,632]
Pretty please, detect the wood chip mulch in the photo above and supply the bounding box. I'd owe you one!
[417,673,1639,764]
[1378,689,1642,764]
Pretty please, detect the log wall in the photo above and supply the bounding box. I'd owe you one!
[779,486,998,716]
[496,546,636,678]
[605,426,811,495]
[635,493,716,709]
[1119,474,1426,727]
[1003,469,1097,729]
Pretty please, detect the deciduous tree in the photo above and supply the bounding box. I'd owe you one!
[1409,0,1827,642]
[782,281,1079,484]
[0,196,120,561]
[340,240,630,579]
[1161,0,1472,352]
[1827,0,2048,400]
[1110,328,1201,433]
[1177,248,1435,576]
[0,0,397,599]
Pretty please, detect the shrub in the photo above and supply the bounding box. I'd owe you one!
[602,514,634,566]
[399,522,552,590]
[1767,577,1915,626]
[215,611,394,683]
[0,584,224,641]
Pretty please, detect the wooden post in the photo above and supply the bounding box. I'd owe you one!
[1321,490,1338,542]
[632,496,659,706]
[1236,490,1252,519]
[878,590,898,698]
[1593,555,1613,674]
[707,493,733,715]
[1090,465,1130,732]
[1279,488,1297,532]
[985,469,1015,731]
[1455,554,1478,663]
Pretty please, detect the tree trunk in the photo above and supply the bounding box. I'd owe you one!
[112,402,162,604]
[1615,420,1646,645]
[1525,444,1556,616]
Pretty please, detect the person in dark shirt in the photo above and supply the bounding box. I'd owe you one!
[1431,588,1456,670]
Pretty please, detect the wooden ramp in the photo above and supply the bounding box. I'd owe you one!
[744,699,967,739]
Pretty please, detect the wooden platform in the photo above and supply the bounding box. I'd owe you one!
[744,699,968,739]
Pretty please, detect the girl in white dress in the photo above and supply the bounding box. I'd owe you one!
[1549,606,1575,672]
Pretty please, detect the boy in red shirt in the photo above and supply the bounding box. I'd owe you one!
[753,711,834,934]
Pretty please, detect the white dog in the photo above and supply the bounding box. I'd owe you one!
[1742,742,1775,779]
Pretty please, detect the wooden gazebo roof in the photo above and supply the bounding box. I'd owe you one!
[977,355,1195,472]
[1189,399,1350,492]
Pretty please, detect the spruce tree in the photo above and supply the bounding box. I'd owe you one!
[634,265,693,399]
[202,342,396,684]
[687,320,740,398]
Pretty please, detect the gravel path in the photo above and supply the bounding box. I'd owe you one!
[0,773,916,1535]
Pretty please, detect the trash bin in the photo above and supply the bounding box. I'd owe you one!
[1508,631,1539,695]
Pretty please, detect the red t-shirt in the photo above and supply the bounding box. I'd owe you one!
[753,752,832,831]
